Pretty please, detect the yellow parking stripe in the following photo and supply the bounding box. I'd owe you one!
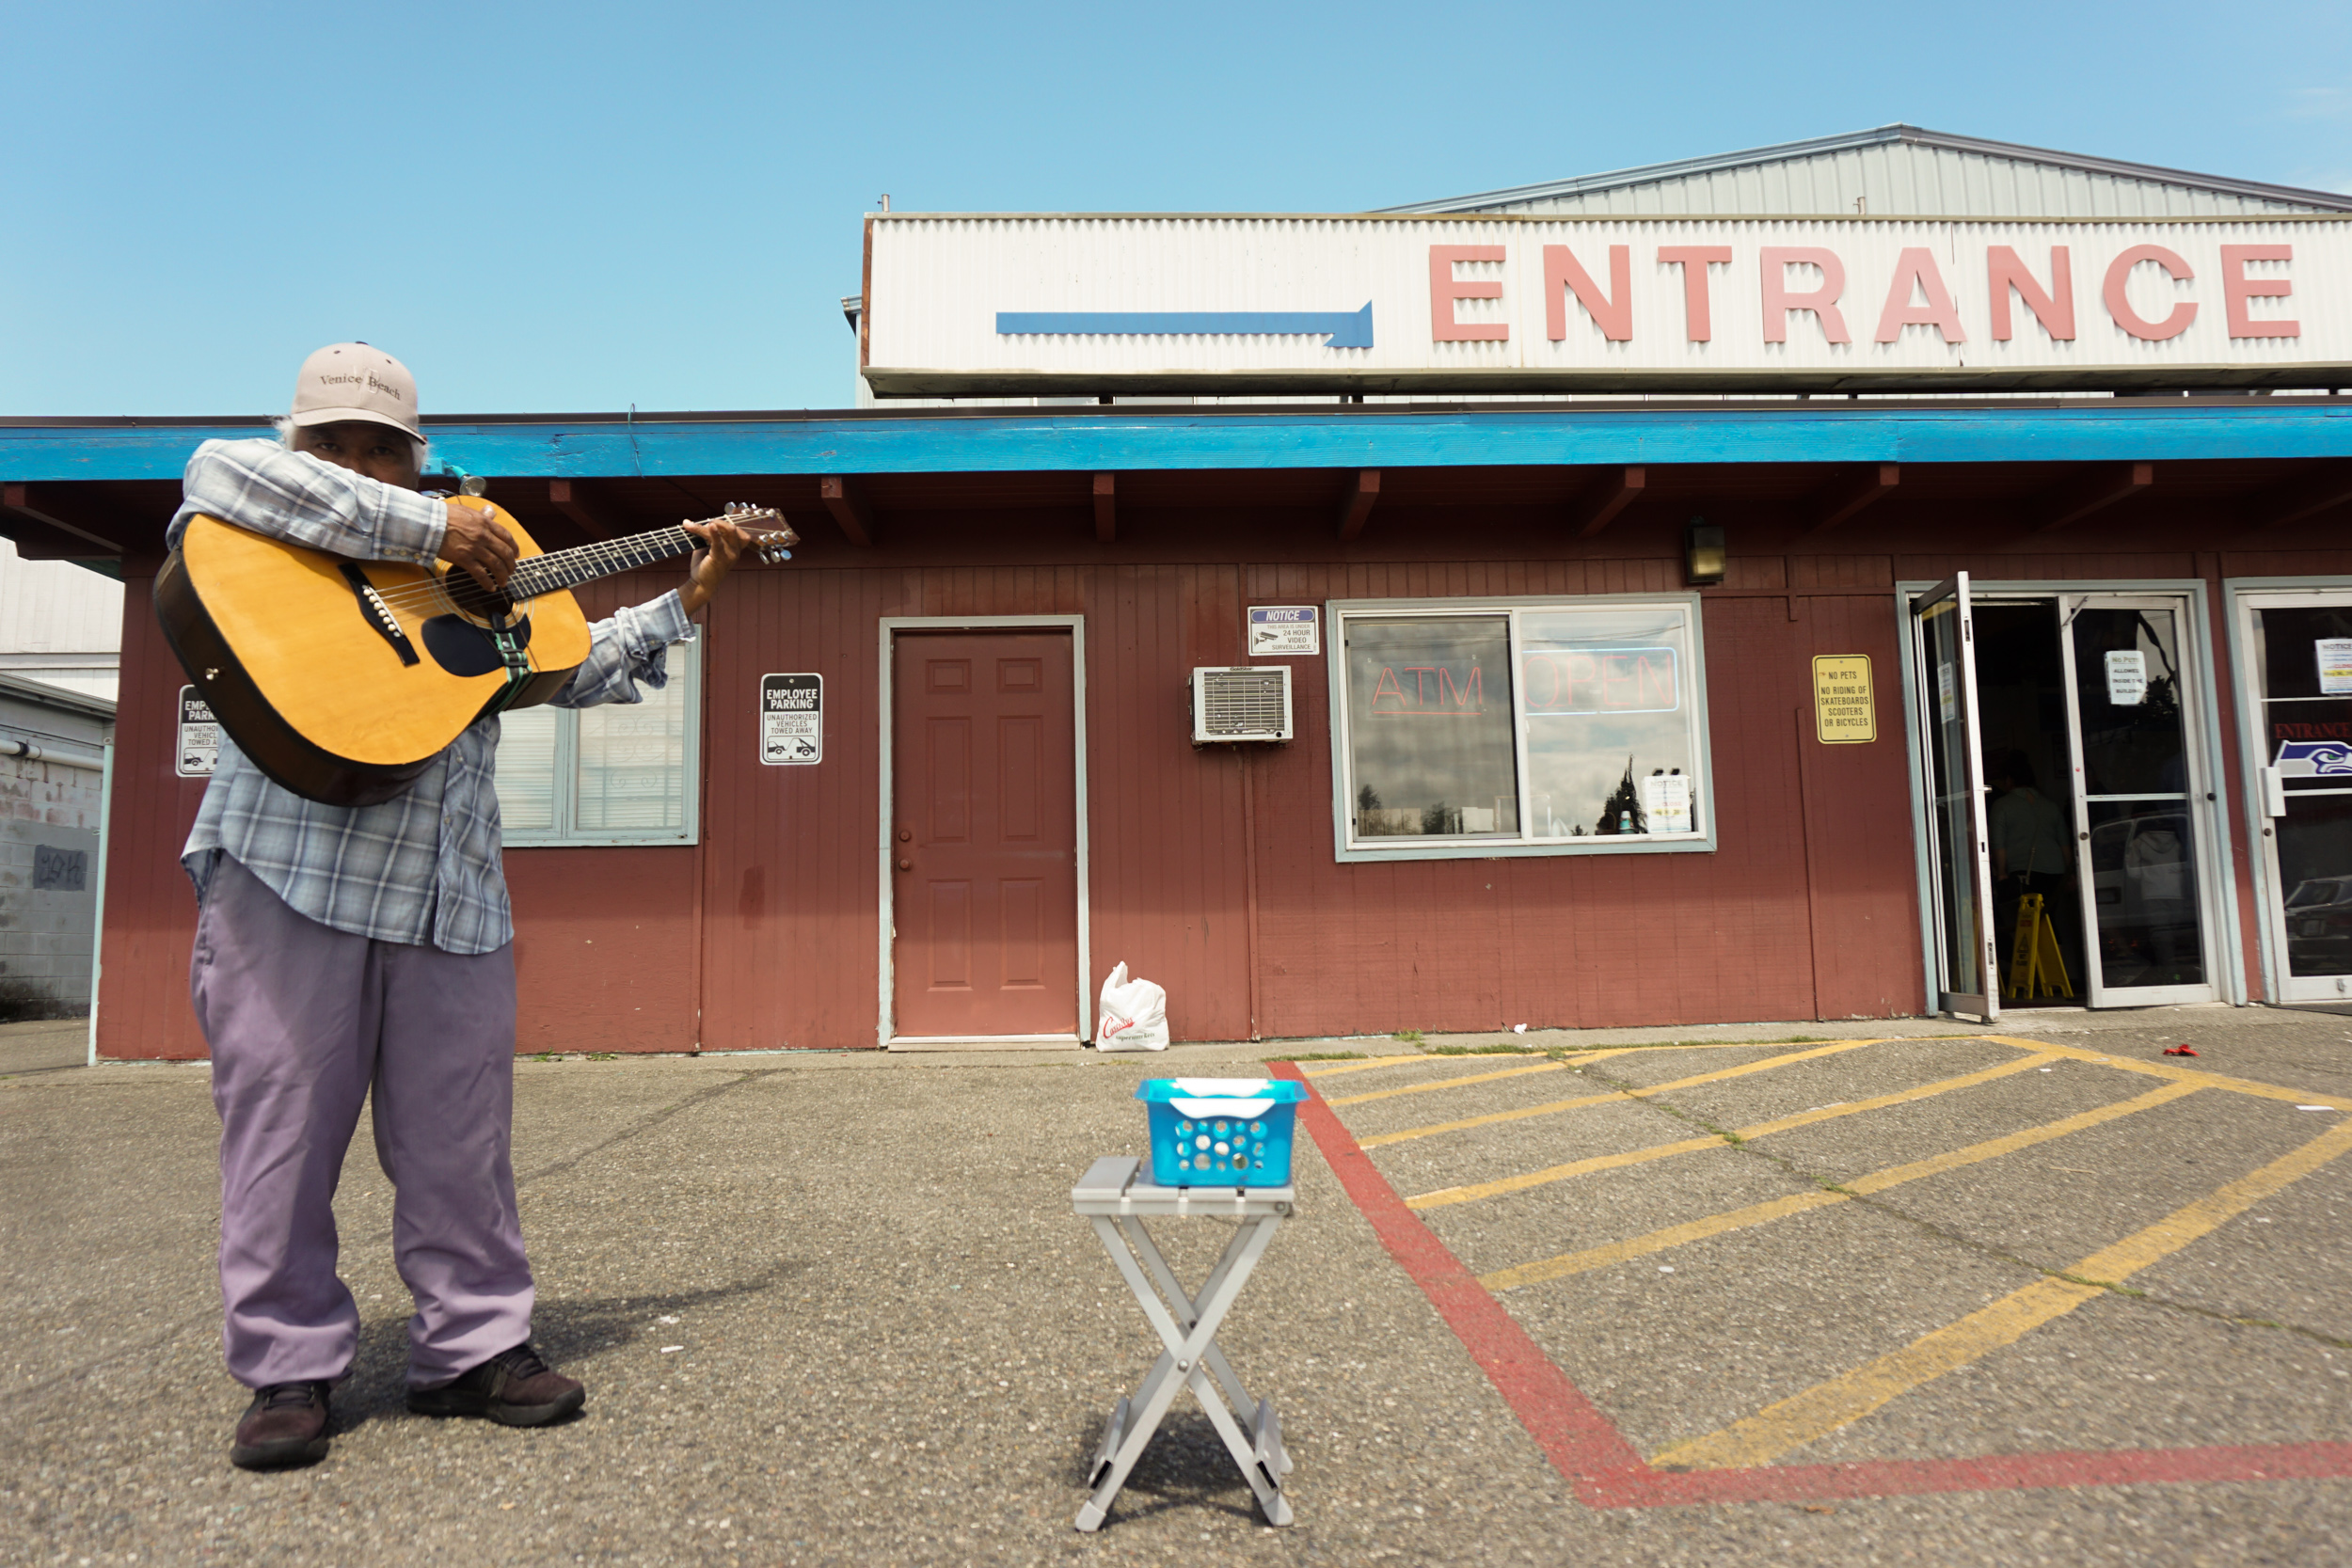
[1985,1035,2352,1112]
[1327,1052,1642,1108]
[1358,1038,1891,1148]
[1480,1080,2201,1291]
[1410,1053,2063,1210]
[1296,1053,1440,1077]
[1650,1113,2352,1471]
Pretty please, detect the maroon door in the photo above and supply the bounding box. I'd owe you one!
[891,631,1080,1037]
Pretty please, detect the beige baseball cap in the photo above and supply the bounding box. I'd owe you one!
[288,342,421,442]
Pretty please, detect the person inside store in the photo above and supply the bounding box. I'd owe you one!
[1987,749,2074,986]
[176,343,755,1470]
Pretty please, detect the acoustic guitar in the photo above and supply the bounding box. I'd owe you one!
[155,496,797,807]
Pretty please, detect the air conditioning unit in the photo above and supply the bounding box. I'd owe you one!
[1191,666,1293,744]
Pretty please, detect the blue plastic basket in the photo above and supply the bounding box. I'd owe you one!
[1136,1078,1310,1187]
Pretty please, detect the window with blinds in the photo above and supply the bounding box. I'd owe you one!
[494,640,700,847]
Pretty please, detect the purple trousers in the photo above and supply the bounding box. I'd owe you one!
[190,855,532,1389]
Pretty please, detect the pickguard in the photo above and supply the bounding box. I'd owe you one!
[421,613,534,676]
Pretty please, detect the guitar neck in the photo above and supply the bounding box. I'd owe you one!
[509,527,700,600]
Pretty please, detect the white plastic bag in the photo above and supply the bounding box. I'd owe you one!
[1095,961,1169,1052]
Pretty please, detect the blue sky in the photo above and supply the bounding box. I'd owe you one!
[4,0,2347,416]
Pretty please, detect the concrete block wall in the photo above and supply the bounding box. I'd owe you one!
[0,757,104,1019]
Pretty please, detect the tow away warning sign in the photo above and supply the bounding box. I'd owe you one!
[760,673,823,765]
[176,687,219,776]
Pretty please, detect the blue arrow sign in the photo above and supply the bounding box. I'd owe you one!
[996,303,1374,349]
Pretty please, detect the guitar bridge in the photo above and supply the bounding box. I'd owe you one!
[339,562,421,667]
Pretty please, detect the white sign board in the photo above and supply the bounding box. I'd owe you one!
[1248,606,1320,657]
[759,673,823,766]
[2317,639,2352,696]
[2106,649,2150,706]
[175,687,218,777]
[1641,772,1693,834]
[865,214,2343,396]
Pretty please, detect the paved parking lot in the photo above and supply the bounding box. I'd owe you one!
[1295,1029,2352,1510]
[5,1005,2351,1565]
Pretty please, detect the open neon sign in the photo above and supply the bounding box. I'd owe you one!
[1521,646,1679,716]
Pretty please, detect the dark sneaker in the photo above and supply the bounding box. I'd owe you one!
[406,1342,584,1427]
[230,1381,331,1470]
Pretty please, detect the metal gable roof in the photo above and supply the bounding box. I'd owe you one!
[1383,124,2352,218]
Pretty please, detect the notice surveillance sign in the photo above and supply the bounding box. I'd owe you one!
[759,673,823,765]
[1248,606,1319,657]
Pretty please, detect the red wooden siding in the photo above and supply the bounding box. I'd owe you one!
[101,501,2344,1060]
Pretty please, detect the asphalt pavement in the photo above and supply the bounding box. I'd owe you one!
[4,1003,2350,1565]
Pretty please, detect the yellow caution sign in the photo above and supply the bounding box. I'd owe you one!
[2005,892,2075,1000]
[1812,655,1876,743]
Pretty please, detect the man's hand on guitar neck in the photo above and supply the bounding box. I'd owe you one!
[438,500,520,594]
[677,516,753,618]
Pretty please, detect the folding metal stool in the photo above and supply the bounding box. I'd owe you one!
[1070,1155,1295,1531]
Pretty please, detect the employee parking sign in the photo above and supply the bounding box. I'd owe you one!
[759,673,823,765]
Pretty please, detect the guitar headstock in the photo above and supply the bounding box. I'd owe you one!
[690,502,798,565]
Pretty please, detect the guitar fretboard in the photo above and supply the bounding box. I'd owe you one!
[508,527,701,601]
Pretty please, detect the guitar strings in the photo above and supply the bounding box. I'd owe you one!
[360,515,783,617]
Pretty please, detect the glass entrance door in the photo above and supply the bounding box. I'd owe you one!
[2058,596,2217,1006]
[2238,594,2352,1004]
[1913,575,1999,1020]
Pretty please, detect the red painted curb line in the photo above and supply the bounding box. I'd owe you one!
[1268,1059,2352,1510]
[1271,1060,1645,1485]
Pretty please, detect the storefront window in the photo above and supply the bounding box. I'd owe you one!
[1332,597,1711,861]
[494,641,701,847]
[1343,616,1518,839]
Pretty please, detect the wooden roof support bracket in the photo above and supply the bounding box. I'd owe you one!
[1570,466,1645,538]
[1336,469,1381,541]
[2031,461,2154,533]
[2247,460,2352,531]
[1093,473,1116,543]
[1796,463,1899,538]
[1,483,122,554]
[819,475,878,546]
[546,479,615,541]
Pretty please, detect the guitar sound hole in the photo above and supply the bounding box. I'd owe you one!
[440,575,516,621]
[421,613,533,677]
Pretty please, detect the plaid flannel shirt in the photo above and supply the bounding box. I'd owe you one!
[173,438,694,955]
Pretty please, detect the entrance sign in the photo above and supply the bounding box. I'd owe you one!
[1248,606,1321,657]
[865,214,2346,396]
[2317,638,2352,696]
[175,687,218,777]
[2105,649,2150,706]
[1812,655,1877,743]
[759,673,823,765]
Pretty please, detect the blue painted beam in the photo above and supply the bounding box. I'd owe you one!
[3,403,2351,483]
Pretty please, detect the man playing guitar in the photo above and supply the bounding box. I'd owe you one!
[179,343,755,1469]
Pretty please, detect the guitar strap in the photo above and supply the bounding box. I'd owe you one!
[478,620,536,717]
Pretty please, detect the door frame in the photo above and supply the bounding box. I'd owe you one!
[1909,573,2001,1022]
[2224,576,2352,1004]
[876,615,1090,1049]
[1895,578,2246,1014]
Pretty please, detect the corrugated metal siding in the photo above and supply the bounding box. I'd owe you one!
[0,537,122,652]
[1475,142,2336,219]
